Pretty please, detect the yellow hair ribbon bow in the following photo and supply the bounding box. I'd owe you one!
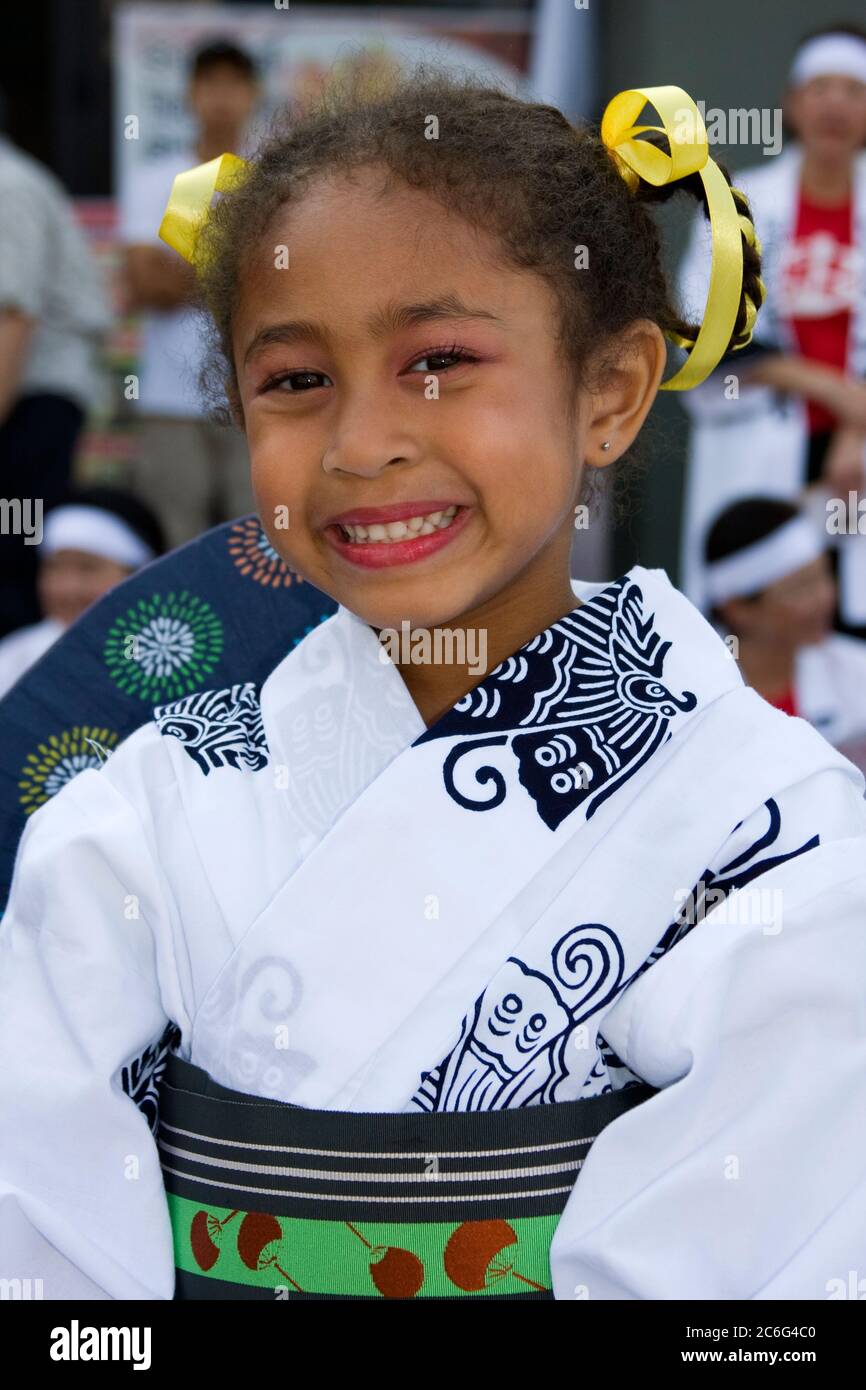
[158,152,250,265]
[601,86,754,391]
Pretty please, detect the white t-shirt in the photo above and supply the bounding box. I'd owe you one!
[118,148,209,419]
[0,136,110,413]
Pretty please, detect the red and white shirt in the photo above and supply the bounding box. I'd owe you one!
[778,191,862,433]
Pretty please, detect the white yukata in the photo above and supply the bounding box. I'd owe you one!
[2,563,866,1301]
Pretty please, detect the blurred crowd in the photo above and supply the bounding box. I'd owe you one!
[678,23,866,768]
[0,23,865,767]
[0,39,260,687]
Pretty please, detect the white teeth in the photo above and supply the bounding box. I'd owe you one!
[338,504,460,544]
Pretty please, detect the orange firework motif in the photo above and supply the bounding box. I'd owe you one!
[227,518,302,589]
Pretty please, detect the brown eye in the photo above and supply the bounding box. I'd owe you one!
[263,371,332,393]
[407,347,479,374]
[415,352,459,372]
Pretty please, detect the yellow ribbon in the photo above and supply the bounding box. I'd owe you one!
[601,85,757,390]
[158,152,250,266]
[159,87,762,392]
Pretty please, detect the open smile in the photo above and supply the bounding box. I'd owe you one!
[324,504,473,569]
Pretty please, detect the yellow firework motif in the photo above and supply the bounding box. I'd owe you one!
[18,726,121,814]
[227,518,301,588]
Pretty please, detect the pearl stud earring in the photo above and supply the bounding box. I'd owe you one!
[600,441,611,451]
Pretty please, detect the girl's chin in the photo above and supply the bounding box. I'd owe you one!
[347,602,475,633]
[329,579,484,633]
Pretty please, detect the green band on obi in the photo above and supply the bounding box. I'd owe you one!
[158,1053,657,1300]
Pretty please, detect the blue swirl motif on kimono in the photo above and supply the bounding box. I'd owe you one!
[411,798,821,1113]
[412,924,626,1112]
[152,681,270,775]
[636,795,820,976]
[414,577,698,830]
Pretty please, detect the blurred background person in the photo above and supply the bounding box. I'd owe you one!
[0,485,165,698]
[705,495,866,757]
[0,94,110,640]
[118,38,260,551]
[678,22,866,638]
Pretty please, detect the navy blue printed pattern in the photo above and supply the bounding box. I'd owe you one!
[153,681,269,775]
[411,924,626,1111]
[414,576,698,830]
[412,798,821,1112]
[120,1021,182,1135]
[636,797,819,977]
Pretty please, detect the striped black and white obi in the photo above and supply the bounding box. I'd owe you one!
[159,1053,656,1300]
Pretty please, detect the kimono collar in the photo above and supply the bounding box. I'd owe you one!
[259,565,745,805]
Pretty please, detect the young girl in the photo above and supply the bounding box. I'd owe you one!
[2,70,866,1302]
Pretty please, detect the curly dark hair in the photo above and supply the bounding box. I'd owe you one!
[194,63,763,523]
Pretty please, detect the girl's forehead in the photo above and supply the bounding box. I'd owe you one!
[233,253,549,365]
[262,166,496,262]
[233,181,537,344]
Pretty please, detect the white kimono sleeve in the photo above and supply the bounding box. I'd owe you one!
[549,833,866,1300]
[0,748,182,1300]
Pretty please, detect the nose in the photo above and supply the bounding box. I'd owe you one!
[321,383,419,478]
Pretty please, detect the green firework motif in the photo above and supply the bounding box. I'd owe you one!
[19,726,121,814]
[103,592,224,702]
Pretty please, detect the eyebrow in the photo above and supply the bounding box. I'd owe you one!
[242,294,503,366]
[368,295,503,339]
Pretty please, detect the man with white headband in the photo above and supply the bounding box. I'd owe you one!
[789,31,866,88]
[679,23,866,642]
[0,486,164,699]
[705,495,866,758]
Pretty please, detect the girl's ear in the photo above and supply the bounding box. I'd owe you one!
[583,319,666,467]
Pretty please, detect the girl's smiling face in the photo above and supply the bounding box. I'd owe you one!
[232,164,658,632]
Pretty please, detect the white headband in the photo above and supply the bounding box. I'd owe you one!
[42,505,156,570]
[705,515,827,606]
[789,34,866,88]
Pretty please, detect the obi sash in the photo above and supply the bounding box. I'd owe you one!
[158,1052,657,1300]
